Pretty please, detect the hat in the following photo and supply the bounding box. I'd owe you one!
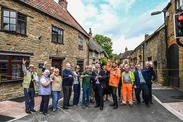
[50,67,54,70]
[28,64,34,68]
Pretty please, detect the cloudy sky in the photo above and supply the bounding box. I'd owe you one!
[55,0,170,54]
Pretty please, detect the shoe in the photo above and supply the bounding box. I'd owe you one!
[63,106,69,109]
[86,104,91,108]
[149,101,153,104]
[90,99,95,103]
[30,109,36,112]
[25,110,31,114]
[53,109,57,112]
[110,103,115,106]
[73,105,78,107]
[136,101,141,104]
[68,104,73,107]
[113,106,118,109]
[43,113,49,116]
[142,100,145,103]
[94,105,99,108]
[146,104,149,107]
[129,104,133,107]
[100,107,103,110]
[82,105,86,109]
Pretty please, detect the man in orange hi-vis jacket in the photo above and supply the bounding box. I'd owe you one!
[106,60,121,109]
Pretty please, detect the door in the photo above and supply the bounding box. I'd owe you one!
[52,59,63,76]
[168,44,179,87]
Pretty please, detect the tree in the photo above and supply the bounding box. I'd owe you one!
[93,34,113,59]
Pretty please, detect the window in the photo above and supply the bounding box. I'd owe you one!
[2,8,27,35]
[52,26,64,44]
[77,60,84,73]
[78,37,83,50]
[176,0,183,10]
[145,41,149,50]
[0,55,30,82]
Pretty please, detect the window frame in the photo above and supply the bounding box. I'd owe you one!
[176,0,183,11]
[51,25,64,44]
[0,55,30,83]
[1,7,27,36]
[78,36,83,50]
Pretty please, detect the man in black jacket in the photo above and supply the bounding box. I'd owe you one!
[144,61,156,104]
[92,64,106,110]
[134,64,149,107]
[62,63,73,109]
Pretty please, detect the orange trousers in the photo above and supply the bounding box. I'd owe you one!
[122,83,133,104]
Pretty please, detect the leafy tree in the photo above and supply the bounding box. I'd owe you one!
[93,34,113,59]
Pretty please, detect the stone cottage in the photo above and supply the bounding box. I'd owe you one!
[0,0,89,101]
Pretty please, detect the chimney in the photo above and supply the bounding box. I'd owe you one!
[125,47,128,52]
[145,34,149,40]
[58,0,68,10]
[89,28,93,38]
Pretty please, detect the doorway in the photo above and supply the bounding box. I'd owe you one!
[52,59,63,76]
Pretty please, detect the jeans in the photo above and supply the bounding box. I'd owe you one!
[63,85,72,107]
[94,84,104,107]
[24,88,35,110]
[82,88,90,105]
[40,95,50,114]
[73,84,80,105]
[135,83,149,105]
[52,91,61,110]
[112,87,118,106]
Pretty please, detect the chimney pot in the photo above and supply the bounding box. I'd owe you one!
[89,28,93,38]
[58,0,68,10]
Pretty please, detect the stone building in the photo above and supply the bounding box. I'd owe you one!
[165,0,183,90]
[88,28,108,68]
[129,0,183,90]
[130,25,166,84]
[115,47,133,64]
[0,0,89,101]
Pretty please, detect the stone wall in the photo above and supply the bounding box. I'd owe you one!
[130,27,167,84]
[0,0,89,101]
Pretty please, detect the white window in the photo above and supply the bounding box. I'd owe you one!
[176,0,183,10]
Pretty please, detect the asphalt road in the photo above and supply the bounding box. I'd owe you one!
[14,98,182,122]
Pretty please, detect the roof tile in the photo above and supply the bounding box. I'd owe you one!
[23,0,88,36]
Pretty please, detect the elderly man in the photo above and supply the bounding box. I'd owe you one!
[62,63,73,109]
[143,61,156,104]
[91,64,106,110]
[22,59,38,114]
[121,64,135,107]
[134,64,149,107]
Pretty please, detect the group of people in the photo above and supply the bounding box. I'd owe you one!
[21,58,156,115]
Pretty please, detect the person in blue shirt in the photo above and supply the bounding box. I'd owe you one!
[134,64,149,107]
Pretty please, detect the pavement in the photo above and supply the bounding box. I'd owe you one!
[0,83,182,122]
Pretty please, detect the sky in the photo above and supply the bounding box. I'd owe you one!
[54,0,170,54]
